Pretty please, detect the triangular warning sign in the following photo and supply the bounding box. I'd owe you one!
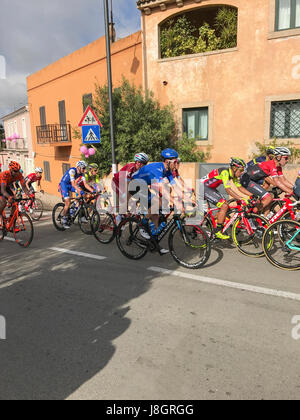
[78,106,103,127]
[84,128,99,142]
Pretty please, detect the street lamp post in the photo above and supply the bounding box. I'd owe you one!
[103,0,117,175]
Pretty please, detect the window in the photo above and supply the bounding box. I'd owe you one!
[82,94,93,112]
[62,163,70,174]
[22,118,27,139]
[183,108,209,140]
[58,100,66,125]
[270,100,300,138]
[39,106,46,126]
[276,0,300,30]
[43,161,51,181]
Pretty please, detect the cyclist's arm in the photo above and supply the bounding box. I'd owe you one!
[280,175,294,189]
[21,181,32,197]
[220,170,247,201]
[71,179,84,195]
[237,186,253,197]
[82,178,95,193]
[1,182,11,199]
[225,187,247,201]
[272,176,293,194]
[25,179,31,191]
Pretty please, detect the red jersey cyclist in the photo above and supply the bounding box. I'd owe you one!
[200,158,252,240]
[0,161,32,223]
[240,147,294,215]
[24,167,44,194]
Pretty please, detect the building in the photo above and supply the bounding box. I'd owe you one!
[27,0,300,198]
[138,0,300,162]
[0,105,34,173]
[27,32,143,197]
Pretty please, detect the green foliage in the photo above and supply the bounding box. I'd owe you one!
[74,79,177,176]
[175,133,211,163]
[252,139,300,164]
[161,16,196,59]
[0,124,5,151]
[194,23,220,54]
[160,7,237,59]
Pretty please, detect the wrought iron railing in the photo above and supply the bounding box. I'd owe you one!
[36,124,72,144]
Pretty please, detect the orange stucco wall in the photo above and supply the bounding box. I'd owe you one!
[141,0,300,162]
[27,32,142,196]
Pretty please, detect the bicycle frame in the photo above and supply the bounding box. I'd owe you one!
[268,197,299,225]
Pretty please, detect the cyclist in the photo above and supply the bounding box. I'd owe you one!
[240,147,294,215]
[84,163,102,192]
[247,147,275,170]
[59,161,88,229]
[24,167,44,195]
[0,161,32,223]
[131,149,179,250]
[200,158,252,240]
[112,153,150,223]
[75,165,98,195]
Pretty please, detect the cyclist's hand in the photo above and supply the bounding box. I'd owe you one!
[30,193,35,199]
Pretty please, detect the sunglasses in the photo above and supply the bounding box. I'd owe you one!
[281,156,289,160]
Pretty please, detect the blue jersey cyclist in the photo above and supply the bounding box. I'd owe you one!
[59,160,89,229]
[246,147,275,186]
[131,148,178,253]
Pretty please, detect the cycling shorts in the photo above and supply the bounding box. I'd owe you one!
[203,184,226,208]
[240,173,270,200]
[59,182,75,200]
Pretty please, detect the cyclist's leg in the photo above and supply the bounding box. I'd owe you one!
[294,178,300,199]
[204,185,230,239]
[243,181,272,215]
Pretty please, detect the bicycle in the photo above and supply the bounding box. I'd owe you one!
[52,195,96,234]
[262,219,300,271]
[18,192,44,221]
[0,198,34,248]
[116,212,211,269]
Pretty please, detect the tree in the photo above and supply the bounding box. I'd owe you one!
[252,139,300,164]
[161,16,197,59]
[73,79,210,175]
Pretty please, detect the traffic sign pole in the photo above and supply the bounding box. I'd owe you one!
[103,0,117,175]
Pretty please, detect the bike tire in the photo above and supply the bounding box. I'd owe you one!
[263,220,300,271]
[52,203,67,231]
[78,204,95,235]
[169,223,211,269]
[13,212,34,248]
[30,198,44,221]
[232,213,269,258]
[116,217,148,260]
[91,210,116,244]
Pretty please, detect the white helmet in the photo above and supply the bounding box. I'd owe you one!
[76,160,88,169]
[134,153,150,164]
[35,167,43,173]
[274,147,291,157]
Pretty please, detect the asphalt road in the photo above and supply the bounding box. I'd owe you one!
[0,214,300,400]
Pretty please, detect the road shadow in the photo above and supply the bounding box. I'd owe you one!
[0,242,162,400]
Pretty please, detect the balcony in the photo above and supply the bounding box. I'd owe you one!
[1,138,28,152]
[36,124,72,146]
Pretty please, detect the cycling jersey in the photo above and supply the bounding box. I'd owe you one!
[113,163,138,190]
[247,156,267,168]
[61,168,81,184]
[246,160,283,182]
[201,167,241,189]
[132,162,175,186]
[294,171,300,198]
[25,173,41,186]
[0,170,25,199]
[85,171,100,185]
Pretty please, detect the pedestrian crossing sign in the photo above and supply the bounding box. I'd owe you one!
[82,125,101,144]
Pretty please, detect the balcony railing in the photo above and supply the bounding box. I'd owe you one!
[0,138,28,151]
[37,124,72,145]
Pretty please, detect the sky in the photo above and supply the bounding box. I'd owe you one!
[0,0,141,121]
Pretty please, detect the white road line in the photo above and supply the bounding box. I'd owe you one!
[148,266,300,302]
[49,247,107,261]
[4,237,15,242]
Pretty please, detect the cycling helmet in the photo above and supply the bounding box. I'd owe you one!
[230,157,246,168]
[161,148,179,160]
[89,163,99,170]
[76,160,88,169]
[266,147,275,155]
[134,153,150,164]
[274,147,292,157]
[35,167,43,173]
[9,161,21,172]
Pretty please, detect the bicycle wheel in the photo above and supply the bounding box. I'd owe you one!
[78,204,94,235]
[13,212,34,248]
[52,203,67,231]
[263,220,300,271]
[0,215,5,241]
[91,211,116,244]
[30,198,44,221]
[116,217,148,260]
[169,223,211,269]
[232,213,269,257]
